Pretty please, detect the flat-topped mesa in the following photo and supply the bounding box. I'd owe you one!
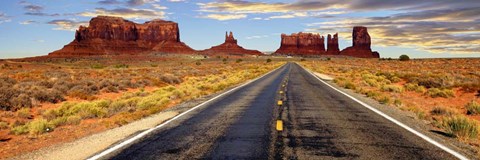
[49,16,194,57]
[340,26,380,58]
[326,33,340,55]
[275,32,325,55]
[200,31,262,55]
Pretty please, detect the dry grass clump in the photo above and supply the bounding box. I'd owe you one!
[426,88,455,98]
[466,101,480,115]
[442,115,479,139]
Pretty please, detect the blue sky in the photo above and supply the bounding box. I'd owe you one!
[0,0,479,59]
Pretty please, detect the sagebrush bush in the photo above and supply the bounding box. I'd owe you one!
[426,88,455,98]
[381,85,404,93]
[466,101,480,115]
[10,93,32,109]
[28,119,52,135]
[430,106,453,116]
[0,121,8,129]
[404,83,426,93]
[442,116,479,139]
[16,108,31,119]
[159,73,182,84]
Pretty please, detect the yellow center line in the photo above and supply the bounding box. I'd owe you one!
[276,120,283,131]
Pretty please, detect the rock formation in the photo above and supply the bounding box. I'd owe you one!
[325,33,340,55]
[48,16,195,56]
[200,31,262,55]
[340,26,380,58]
[275,32,325,55]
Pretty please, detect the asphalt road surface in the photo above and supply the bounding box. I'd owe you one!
[105,62,458,159]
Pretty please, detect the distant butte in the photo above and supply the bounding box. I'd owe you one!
[200,31,262,56]
[340,26,380,58]
[275,32,325,55]
[275,26,380,58]
[48,16,194,57]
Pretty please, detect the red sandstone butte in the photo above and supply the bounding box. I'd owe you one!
[200,32,262,56]
[340,26,380,58]
[325,33,340,55]
[275,32,325,55]
[48,16,194,57]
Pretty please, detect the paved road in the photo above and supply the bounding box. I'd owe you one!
[105,62,457,159]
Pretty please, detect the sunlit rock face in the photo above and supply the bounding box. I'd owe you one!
[275,32,325,55]
[340,26,380,58]
[326,33,340,55]
[49,16,194,56]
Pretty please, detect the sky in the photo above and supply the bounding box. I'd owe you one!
[0,0,479,59]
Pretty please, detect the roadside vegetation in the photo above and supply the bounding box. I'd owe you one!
[301,58,480,149]
[0,56,283,158]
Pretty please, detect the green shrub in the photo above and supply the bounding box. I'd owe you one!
[381,85,404,93]
[91,64,105,69]
[466,101,480,115]
[66,115,82,125]
[11,125,29,135]
[364,79,380,87]
[195,61,201,65]
[404,83,426,93]
[17,108,31,119]
[49,117,68,127]
[394,99,402,107]
[0,121,8,129]
[28,119,52,135]
[379,96,391,104]
[236,59,243,63]
[114,64,129,69]
[442,116,479,139]
[266,59,272,63]
[426,88,455,98]
[399,54,410,61]
[343,81,356,90]
[430,106,453,116]
[365,91,380,98]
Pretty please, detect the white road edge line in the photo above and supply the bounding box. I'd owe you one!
[299,64,468,160]
[87,63,287,160]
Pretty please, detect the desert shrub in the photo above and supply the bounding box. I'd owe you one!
[16,108,31,119]
[222,58,227,64]
[91,64,105,69]
[466,101,480,115]
[430,106,454,116]
[0,121,8,129]
[0,87,18,111]
[36,80,54,88]
[195,61,201,65]
[33,88,65,103]
[364,79,380,87]
[236,59,243,63]
[378,96,391,104]
[426,88,455,98]
[365,90,380,98]
[68,85,97,100]
[66,115,82,125]
[11,125,29,135]
[381,85,404,93]
[0,77,17,87]
[49,117,67,127]
[442,116,479,139]
[343,81,356,90]
[404,83,427,93]
[266,59,272,63]
[159,73,182,84]
[10,93,33,109]
[399,54,410,61]
[393,99,402,107]
[28,119,52,135]
[114,64,129,69]
[300,58,306,61]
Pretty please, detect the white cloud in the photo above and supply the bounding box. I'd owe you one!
[200,14,247,21]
